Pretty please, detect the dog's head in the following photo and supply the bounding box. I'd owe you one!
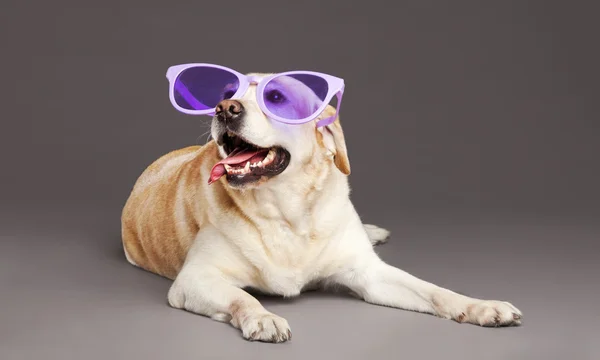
[209,73,350,189]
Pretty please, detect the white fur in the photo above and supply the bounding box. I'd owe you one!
[364,223,390,245]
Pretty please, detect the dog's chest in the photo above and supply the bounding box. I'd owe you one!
[250,220,330,297]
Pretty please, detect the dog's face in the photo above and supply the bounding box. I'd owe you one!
[209,73,350,189]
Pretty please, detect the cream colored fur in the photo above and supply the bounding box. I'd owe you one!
[121,73,522,343]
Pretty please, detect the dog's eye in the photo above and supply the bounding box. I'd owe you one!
[265,90,286,104]
[223,90,236,99]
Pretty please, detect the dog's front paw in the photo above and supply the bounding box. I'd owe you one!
[459,300,523,327]
[240,312,292,343]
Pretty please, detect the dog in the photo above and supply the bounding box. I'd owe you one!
[121,72,522,343]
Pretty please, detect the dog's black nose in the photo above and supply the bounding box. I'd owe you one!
[215,99,244,123]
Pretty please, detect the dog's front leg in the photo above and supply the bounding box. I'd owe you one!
[330,252,523,327]
[167,255,291,342]
[168,268,292,342]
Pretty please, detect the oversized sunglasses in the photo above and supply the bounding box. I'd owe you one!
[166,63,345,128]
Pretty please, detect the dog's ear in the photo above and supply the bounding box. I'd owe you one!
[317,105,351,175]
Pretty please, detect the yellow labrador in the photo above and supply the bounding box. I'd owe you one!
[121,72,522,343]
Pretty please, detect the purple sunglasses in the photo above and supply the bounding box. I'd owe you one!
[166,63,345,128]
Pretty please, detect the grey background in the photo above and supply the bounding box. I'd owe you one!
[1,0,598,359]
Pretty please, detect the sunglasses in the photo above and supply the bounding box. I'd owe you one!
[166,63,345,128]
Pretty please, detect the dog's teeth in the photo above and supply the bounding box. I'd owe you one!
[224,164,233,173]
[244,161,250,172]
[259,149,275,165]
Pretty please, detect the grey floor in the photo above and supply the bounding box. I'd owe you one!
[1,207,597,360]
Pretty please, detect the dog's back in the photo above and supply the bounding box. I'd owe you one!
[121,143,217,279]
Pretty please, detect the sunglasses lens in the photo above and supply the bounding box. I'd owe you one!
[173,66,239,111]
[262,74,329,120]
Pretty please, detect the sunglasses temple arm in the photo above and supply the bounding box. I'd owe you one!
[316,89,344,128]
[173,81,213,112]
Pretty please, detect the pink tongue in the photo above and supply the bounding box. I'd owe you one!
[208,148,269,184]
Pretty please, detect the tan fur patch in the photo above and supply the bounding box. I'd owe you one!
[229,299,254,328]
[330,119,351,175]
[121,144,216,280]
[315,105,350,175]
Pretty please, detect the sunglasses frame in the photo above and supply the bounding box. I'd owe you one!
[166,63,345,127]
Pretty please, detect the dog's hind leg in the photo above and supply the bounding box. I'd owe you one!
[364,224,391,246]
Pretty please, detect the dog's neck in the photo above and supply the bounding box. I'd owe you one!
[232,155,351,237]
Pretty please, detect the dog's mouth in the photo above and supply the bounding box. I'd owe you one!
[209,131,290,186]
